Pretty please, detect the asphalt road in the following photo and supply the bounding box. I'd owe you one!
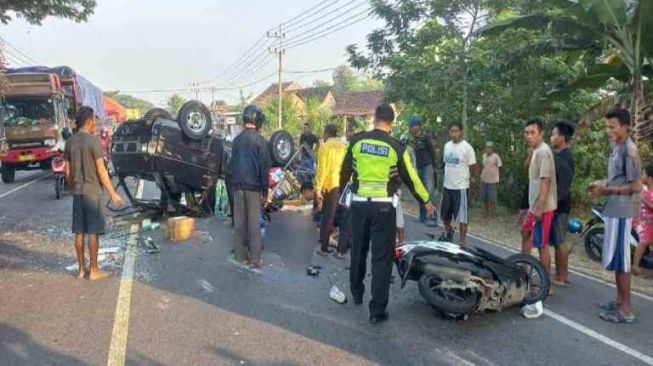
[1,171,652,366]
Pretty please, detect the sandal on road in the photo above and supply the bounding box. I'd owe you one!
[595,301,618,312]
[599,310,635,324]
[315,248,334,257]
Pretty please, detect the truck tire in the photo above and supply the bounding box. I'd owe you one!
[269,130,295,167]
[1,166,15,183]
[177,101,212,140]
[144,108,173,121]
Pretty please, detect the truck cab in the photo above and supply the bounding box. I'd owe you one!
[0,72,70,183]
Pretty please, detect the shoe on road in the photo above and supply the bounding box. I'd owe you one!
[369,312,389,324]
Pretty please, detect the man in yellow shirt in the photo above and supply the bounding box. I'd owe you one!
[315,124,347,256]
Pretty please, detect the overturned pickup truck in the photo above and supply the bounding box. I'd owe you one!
[111,101,300,216]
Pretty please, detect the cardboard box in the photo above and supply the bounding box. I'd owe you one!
[167,216,195,241]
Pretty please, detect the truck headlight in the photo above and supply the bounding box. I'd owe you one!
[44,139,56,147]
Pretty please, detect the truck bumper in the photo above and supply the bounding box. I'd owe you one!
[0,147,55,166]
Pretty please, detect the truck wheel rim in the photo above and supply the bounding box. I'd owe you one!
[186,111,206,133]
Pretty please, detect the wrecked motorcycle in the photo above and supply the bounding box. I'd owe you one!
[394,241,549,318]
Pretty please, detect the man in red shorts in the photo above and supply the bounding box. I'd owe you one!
[522,118,557,287]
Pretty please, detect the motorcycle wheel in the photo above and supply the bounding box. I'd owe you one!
[417,274,479,315]
[583,227,604,262]
[506,254,550,306]
[55,176,62,200]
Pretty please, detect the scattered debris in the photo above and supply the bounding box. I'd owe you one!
[197,278,215,293]
[520,301,543,319]
[306,265,321,277]
[329,285,347,304]
[138,236,160,254]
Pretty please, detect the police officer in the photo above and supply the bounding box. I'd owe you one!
[340,104,433,324]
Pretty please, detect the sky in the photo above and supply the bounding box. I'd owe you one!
[1,0,383,107]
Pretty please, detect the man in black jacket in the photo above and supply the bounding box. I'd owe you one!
[228,105,270,269]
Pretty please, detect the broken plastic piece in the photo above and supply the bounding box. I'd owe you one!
[329,285,347,304]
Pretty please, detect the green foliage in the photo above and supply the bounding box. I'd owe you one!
[312,80,331,88]
[261,95,302,138]
[348,0,608,209]
[103,92,154,116]
[0,0,96,25]
[302,96,332,136]
[166,94,186,118]
[332,64,383,93]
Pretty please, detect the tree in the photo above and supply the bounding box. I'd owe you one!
[167,94,186,117]
[104,92,154,116]
[346,0,601,208]
[333,65,356,93]
[332,64,384,93]
[312,79,332,88]
[302,96,332,135]
[261,95,301,137]
[479,0,653,141]
[0,0,96,25]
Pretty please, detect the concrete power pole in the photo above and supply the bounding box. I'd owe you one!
[267,27,285,130]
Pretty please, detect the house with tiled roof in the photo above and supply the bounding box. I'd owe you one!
[252,81,386,131]
[295,86,336,109]
[332,90,386,129]
[252,81,302,106]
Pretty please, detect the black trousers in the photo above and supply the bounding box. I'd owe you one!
[350,201,396,316]
[319,188,340,251]
[336,207,352,254]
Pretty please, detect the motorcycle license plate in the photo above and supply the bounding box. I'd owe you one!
[18,154,35,162]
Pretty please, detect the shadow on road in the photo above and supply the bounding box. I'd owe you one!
[0,323,88,366]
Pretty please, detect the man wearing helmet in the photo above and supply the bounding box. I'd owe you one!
[227,105,270,269]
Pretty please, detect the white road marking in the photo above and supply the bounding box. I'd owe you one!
[544,309,653,365]
[107,180,143,366]
[0,173,50,200]
[405,210,653,364]
[404,211,653,302]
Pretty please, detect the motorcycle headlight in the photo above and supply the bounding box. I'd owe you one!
[141,143,148,152]
[44,139,56,147]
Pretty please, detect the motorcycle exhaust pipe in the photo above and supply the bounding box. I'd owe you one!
[422,264,472,282]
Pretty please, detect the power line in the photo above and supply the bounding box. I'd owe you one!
[284,0,367,36]
[0,37,41,65]
[285,67,337,74]
[280,0,346,34]
[201,0,350,86]
[199,35,274,85]
[4,48,33,66]
[218,53,275,87]
[218,72,277,90]
[285,12,372,49]
[275,0,340,29]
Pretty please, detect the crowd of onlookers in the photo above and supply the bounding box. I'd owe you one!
[304,107,651,324]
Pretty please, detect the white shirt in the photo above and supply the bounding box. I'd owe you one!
[443,140,476,190]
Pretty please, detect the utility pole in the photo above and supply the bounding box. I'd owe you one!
[188,82,200,100]
[267,27,285,130]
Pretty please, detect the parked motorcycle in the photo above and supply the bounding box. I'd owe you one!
[50,127,73,200]
[394,240,549,318]
[583,205,653,269]
[52,156,66,199]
